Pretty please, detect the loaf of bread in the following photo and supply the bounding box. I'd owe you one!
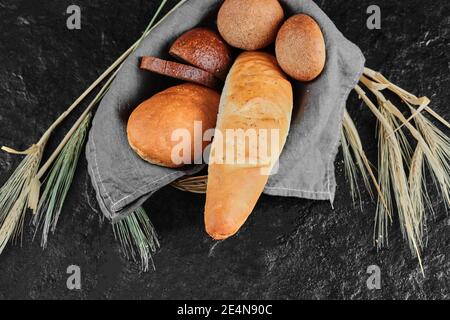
[217,0,284,50]
[276,14,326,81]
[127,83,220,168]
[205,51,293,240]
[169,28,232,80]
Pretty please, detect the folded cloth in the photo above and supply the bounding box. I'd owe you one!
[86,0,365,222]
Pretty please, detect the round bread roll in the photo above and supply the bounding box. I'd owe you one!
[217,0,284,50]
[169,28,232,80]
[127,83,220,168]
[275,14,326,82]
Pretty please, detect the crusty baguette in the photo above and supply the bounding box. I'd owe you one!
[205,51,293,240]
[140,56,219,88]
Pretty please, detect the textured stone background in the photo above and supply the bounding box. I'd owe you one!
[0,0,449,299]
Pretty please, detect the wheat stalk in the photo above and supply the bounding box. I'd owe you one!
[112,207,160,272]
[32,113,92,248]
[341,109,384,206]
[408,146,429,241]
[363,67,431,129]
[0,146,44,252]
[359,74,450,274]
[0,0,177,255]
[362,75,450,205]
[30,0,182,255]
[341,126,361,204]
[355,84,424,274]
[413,107,450,209]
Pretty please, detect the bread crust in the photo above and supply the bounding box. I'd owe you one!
[205,52,293,240]
[217,0,284,50]
[169,28,232,80]
[140,56,220,88]
[127,83,220,168]
[275,14,326,82]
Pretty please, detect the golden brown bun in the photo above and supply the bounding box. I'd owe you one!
[205,52,293,240]
[169,28,232,80]
[127,83,220,168]
[275,14,326,82]
[140,56,219,89]
[217,0,284,50]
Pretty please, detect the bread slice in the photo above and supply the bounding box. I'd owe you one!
[140,56,219,89]
[205,51,293,240]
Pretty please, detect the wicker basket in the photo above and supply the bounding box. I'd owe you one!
[171,175,208,193]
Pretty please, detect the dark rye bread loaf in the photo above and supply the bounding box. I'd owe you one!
[140,56,220,88]
[169,28,232,80]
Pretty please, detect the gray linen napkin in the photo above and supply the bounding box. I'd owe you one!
[86,0,365,222]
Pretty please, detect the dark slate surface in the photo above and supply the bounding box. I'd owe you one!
[0,0,449,300]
